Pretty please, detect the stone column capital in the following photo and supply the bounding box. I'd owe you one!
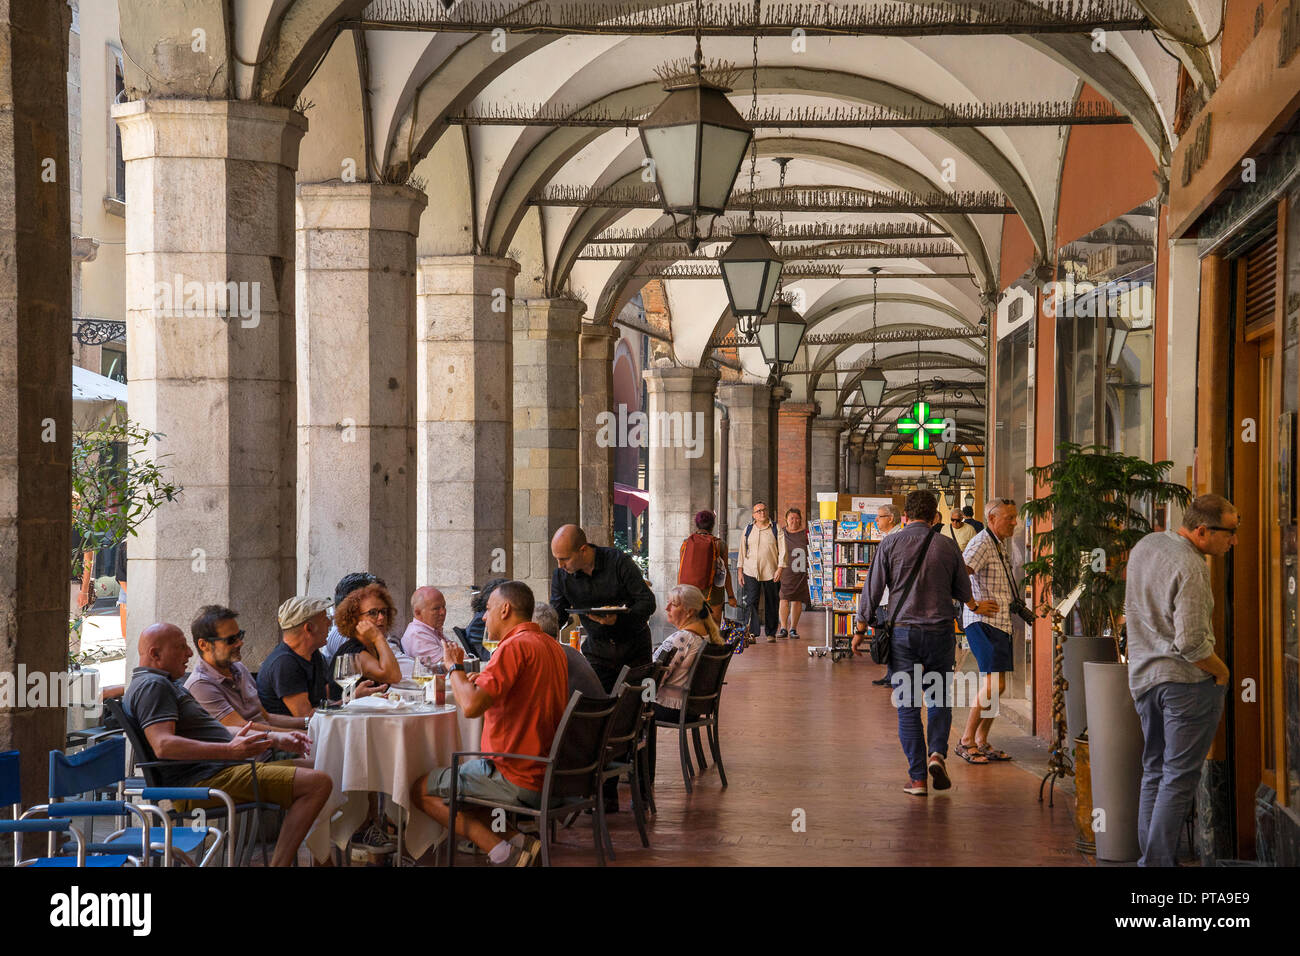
[114,98,307,165]
[417,254,520,295]
[812,416,846,433]
[848,432,867,452]
[643,364,721,395]
[296,181,428,235]
[515,296,585,336]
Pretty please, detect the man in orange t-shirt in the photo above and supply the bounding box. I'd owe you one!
[410,579,568,866]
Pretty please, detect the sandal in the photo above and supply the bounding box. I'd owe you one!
[955,741,990,764]
[977,744,1013,761]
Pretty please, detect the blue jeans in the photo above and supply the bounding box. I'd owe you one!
[1134,679,1225,867]
[890,625,957,781]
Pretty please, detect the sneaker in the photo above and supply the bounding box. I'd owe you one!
[927,753,952,791]
[788,629,800,639]
[776,628,788,639]
[871,676,891,686]
[766,634,776,643]
[903,780,928,796]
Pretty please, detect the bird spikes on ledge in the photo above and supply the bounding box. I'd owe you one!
[449,99,1126,129]
[359,1,1151,37]
[640,262,844,280]
[532,184,1011,213]
[707,326,985,350]
[652,58,743,89]
[591,221,947,244]
[578,240,964,261]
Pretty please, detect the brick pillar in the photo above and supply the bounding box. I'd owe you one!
[776,402,817,518]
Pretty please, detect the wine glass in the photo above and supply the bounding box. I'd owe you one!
[411,656,435,703]
[333,653,361,706]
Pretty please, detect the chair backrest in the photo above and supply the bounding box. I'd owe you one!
[541,690,619,802]
[602,683,647,761]
[49,736,127,801]
[614,662,656,694]
[683,644,733,719]
[105,698,163,787]
[0,750,19,807]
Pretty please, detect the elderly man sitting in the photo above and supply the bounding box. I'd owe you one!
[124,622,333,867]
[410,581,568,866]
[402,586,448,662]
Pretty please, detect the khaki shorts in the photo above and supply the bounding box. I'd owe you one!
[176,760,298,813]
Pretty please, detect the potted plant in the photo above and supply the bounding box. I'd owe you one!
[1022,441,1191,859]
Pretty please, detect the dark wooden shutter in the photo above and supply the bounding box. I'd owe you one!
[1242,230,1279,336]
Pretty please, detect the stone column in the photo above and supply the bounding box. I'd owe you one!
[861,442,880,495]
[0,0,74,803]
[768,384,789,514]
[810,418,842,512]
[416,255,518,627]
[776,402,817,518]
[295,183,425,609]
[115,99,306,667]
[847,433,866,494]
[513,297,583,600]
[644,366,719,620]
[716,382,772,557]
[578,321,617,544]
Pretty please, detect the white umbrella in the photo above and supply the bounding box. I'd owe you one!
[72,364,127,431]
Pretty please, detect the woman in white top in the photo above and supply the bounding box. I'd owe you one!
[648,584,725,785]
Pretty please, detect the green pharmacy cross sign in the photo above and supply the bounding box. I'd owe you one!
[897,400,945,451]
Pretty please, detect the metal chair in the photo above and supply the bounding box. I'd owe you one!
[655,643,733,794]
[596,682,653,856]
[106,698,275,866]
[618,660,669,817]
[49,736,229,866]
[1,748,130,868]
[447,690,619,867]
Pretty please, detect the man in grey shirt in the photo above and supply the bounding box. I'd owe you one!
[861,491,996,795]
[1124,493,1234,866]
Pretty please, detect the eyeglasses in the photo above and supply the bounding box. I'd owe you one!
[362,608,392,620]
[209,630,245,645]
[1207,525,1239,535]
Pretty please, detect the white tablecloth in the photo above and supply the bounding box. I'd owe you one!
[304,703,484,863]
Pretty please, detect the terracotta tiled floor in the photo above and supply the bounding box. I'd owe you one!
[456,614,1090,867]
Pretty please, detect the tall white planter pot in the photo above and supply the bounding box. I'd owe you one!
[1063,636,1118,749]
[1084,661,1143,862]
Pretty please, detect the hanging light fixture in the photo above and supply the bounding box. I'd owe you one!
[916,475,931,491]
[944,458,962,479]
[639,0,753,252]
[756,296,806,376]
[858,266,887,407]
[938,472,953,488]
[719,0,782,336]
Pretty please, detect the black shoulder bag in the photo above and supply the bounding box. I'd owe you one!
[870,526,938,666]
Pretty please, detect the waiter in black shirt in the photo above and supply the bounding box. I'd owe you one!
[550,524,657,692]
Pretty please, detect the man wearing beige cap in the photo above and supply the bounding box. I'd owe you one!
[257,595,384,717]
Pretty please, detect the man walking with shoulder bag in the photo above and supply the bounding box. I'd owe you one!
[861,491,995,795]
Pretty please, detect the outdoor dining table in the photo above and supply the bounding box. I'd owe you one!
[304,695,484,865]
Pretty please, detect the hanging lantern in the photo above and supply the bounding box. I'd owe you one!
[756,298,806,372]
[944,459,962,479]
[858,367,888,407]
[720,228,783,320]
[938,472,953,488]
[916,476,931,491]
[932,439,953,463]
[639,77,752,250]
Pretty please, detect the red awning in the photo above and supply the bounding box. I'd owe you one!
[614,482,649,517]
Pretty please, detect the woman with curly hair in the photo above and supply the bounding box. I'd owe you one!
[332,582,403,687]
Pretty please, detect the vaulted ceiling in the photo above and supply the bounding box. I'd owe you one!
[118,0,1227,462]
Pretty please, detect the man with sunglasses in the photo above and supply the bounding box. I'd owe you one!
[186,605,317,737]
[1125,493,1235,866]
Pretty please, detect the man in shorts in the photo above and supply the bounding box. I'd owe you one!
[955,499,1018,764]
[124,622,333,867]
[410,580,568,866]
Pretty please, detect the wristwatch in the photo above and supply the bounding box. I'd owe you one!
[448,664,466,674]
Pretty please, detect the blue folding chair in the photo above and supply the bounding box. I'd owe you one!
[49,736,231,867]
[1,748,129,867]
[106,698,272,866]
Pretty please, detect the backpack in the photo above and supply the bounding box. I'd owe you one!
[679,533,717,591]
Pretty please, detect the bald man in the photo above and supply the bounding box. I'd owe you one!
[123,622,333,867]
[401,586,448,662]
